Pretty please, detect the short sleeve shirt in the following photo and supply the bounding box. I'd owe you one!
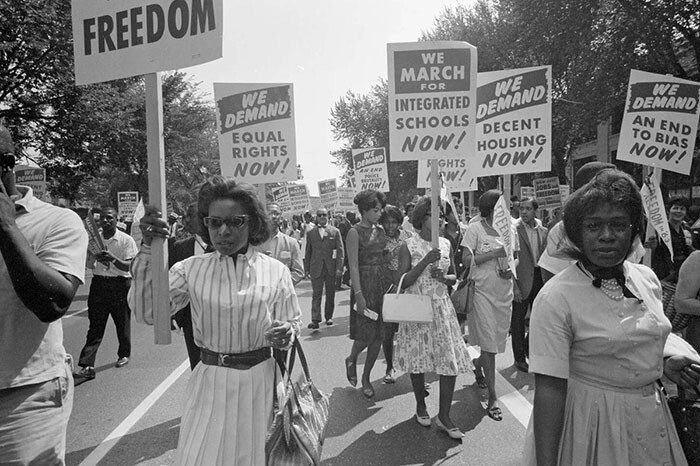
[92,229,138,278]
[0,186,88,388]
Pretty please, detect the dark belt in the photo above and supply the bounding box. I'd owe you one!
[200,347,272,370]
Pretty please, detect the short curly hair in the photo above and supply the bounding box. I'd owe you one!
[196,176,271,246]
[410,196,443,230]
[379,204,403,226]
[564,169,643,256]
[353,189,386,214]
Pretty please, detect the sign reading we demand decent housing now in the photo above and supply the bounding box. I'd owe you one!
[618,70,700,176]
[388,42,477,162]
[214,83,297,184]
[72,0,223,84]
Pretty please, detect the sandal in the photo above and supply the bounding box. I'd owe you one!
[345,357,357,387]
[486,405,503,421]
[362,382,375,399]
[383,372,395,384]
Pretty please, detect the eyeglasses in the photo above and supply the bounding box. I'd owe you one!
[583,220,631,235]
[317,213,328,217]
[203,215,249,229]
[0,152,15,170]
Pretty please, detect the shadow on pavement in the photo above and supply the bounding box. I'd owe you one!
[322,416,464,466]
[66,417,180,466]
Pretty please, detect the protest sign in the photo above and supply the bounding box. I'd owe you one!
[388,41,478,162]
[476,66,552,176]
[640,173,673,262]
[533,176,561,209]
[352,147,389,191]
[618,70,700,175]
[286,184,311,215]
[417,158,477,191]
[318,179,338,210]
[215,83,297,184]
[271,185,292,214]
[14,166,47,200]
[492,196,517,278]
[72,0,223,85]
[117,191,139,221]
[337,187,355,212]
[520,186,535,199]
[84,209,106,255]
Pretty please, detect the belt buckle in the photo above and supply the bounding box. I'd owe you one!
[218,353,233,367]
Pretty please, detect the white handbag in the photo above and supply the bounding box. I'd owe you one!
[382,273,433,323]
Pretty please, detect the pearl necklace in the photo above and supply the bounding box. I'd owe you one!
[599,278,624,301]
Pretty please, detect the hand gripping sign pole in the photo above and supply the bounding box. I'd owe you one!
[145,73,171,345]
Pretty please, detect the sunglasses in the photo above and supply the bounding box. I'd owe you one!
[317,213,328,217]
[203,215,249,229]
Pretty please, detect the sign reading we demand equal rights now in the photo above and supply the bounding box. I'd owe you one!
[214,83,297,184]
[72,0,223,85]
[618,70,700,176]
[388,42,477,162]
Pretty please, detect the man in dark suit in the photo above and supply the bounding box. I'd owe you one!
[169,204,211,370]
[334,211,351,289]
[512,197,548,372]
[304,208,344,329]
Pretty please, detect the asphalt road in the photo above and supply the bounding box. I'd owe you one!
[62,272,534,466]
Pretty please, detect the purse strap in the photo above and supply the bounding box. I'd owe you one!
[397,273,408,291]
[463,244,476,280]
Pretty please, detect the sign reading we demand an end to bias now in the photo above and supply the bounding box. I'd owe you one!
[618,70,700,175]
[352,148,389,192]
[388,41,477,162]
[72,0,223,85]
[476,66,552,176]
[214,83,297,184]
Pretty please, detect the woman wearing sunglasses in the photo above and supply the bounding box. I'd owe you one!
[129,176,302,466]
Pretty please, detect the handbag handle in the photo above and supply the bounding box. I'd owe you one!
[396,273,408,292]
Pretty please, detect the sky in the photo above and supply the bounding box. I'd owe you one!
[183,0,463,196]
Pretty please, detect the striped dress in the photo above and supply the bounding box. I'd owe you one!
[129,246,302,466]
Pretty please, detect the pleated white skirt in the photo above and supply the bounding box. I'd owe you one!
[176,358,275,466]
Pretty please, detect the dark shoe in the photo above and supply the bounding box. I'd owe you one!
[325,319,333,326]
[73,366,95,380]
[514,361,529,373]
[116,357,129,368]
[307,322,319,329]
[473,369,487,388]
[383,371,395,384]
[345,357,358,387]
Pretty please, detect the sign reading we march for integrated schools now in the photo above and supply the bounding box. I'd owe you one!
[214,83,297,184]
[476,66,551,176]
[388,41,477,162]
[352,148,389,192]
[71,0,223,85]
[618,70,700,176]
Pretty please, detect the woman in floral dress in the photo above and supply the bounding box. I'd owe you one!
[394,197,473,439]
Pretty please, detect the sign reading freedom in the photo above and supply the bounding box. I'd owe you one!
[72,0,223,85]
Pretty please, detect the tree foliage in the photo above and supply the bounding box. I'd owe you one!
[0,1,219,209]
[329,80,420,206]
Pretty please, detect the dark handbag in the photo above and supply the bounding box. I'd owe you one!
[666,385,700,465]
[266,339,329,466]
[451,244,476,316]
[661,280,693,332]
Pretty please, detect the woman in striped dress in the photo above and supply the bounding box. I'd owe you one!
[129,176,302,466]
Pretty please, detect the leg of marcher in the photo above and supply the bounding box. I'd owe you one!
[345,340,367,387]
[481,351,502,421]
[78,280,110,368]
[410,373,428,415]
[111,280,131,362]
[511,300,528,368]
[437,375,458,428]
[361,339,382,398]
[323,272,336,322]
[309,275,323,326]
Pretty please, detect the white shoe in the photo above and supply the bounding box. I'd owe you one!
[434,416,464,439]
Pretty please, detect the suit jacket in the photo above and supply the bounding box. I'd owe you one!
[514,218,548,297]
[304,225,344,279]
[253,231,305,285]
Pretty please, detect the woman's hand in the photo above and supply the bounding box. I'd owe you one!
[265,320,294,349]
[139,206,169,246]
[492,246,507,258]
[664,356,700,390]
[355,293,367,315]
[421,248,441,266]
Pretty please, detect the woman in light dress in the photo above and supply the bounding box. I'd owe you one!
[394,196,473,439]
[462,189,518,421]
[524,169,700,466]
[129,176,301,466]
